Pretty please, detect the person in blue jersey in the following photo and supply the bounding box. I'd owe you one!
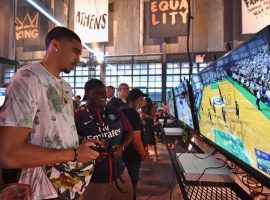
[75,79,133,200]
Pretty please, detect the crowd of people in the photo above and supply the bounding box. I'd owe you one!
[200,65,228,87]
[0,27,170,200]
[193,43,270,115]
[230,44,270,107]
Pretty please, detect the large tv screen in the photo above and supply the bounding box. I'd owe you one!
[0,87,6,107]
[174,81,194,129]
[191,26,270,186]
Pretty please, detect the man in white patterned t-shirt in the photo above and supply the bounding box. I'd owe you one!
[0,27,99,199]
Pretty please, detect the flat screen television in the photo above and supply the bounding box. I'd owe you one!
[166,88,177,118]
[174,80,194,129]
[0,87,6,107]
[191,25,270,187]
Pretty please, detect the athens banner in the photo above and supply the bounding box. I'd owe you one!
[74,0,108,43]
[16,0,49,52]
[242,0,270,34]
[146,0,189,38]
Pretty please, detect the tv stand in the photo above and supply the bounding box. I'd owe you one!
[176,153,233,182]
[163,127,183,136]
[167,150,252,199]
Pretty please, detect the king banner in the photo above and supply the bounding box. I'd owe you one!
[16,0,49,52]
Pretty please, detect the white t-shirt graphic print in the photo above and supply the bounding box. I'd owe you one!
[0,63,93,199]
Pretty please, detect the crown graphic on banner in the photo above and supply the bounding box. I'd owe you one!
[16,13,39,31]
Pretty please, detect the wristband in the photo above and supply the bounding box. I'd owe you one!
[72,148,78,162]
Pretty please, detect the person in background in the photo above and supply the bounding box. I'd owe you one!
[73,95,82,112]
[106,85,121,108]
[141,97,159,162]
[235,100,239,121]
[122,88,149,200]
[0,26,99,199]
[117,83,130,109]
[152,104,162,140]
[161,102,169,126]
[222,107,227,125]
[208,109,213,124]
[75,79,133,200]
[212,102,216,116]
[265,85,270,105]
[161,102,169,116]
[256,89,261,110]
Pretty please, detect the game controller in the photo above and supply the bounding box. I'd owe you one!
[111,147,117,152]
[89,144,107,153]
[90,144,118,153]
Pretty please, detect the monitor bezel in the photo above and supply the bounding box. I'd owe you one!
[174,80,197,130]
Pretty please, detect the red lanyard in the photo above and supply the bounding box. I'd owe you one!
[96,109,104,125]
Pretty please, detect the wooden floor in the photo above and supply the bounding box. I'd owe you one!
[136,142,184,200]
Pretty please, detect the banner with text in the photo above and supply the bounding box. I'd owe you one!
[74,0,108,43]
[147,0,189,38]
[16,0,49,52]
[242,0,270,34]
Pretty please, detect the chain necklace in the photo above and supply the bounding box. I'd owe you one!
[40,61,68,105]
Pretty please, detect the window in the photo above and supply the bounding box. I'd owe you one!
[166,75,181,87]
[149,63,162,74]
[105,63,162,103]
[167,63,180,74]
[148,88,162,102]
[166,62,199,96]
[56,59,210,104]
[149,76,162,88]
[106,64,118,76]
[60,64,100,97]
[199,63,209,71]
[2,66,15,84]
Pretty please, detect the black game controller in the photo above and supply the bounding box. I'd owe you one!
[89,144,107,153]
[111,147,117,152]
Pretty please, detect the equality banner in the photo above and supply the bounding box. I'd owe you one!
[242,0,270,34]
[74,0,108,43]
[146,0,189,38]
[16,0,49,52]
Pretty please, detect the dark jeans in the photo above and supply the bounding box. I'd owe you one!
[125,162,141,200]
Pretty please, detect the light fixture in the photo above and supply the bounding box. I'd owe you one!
[93,49,104,64]
[26,0,62,26]
[26,0,93,53]
[82,43,93,53]
[80,57,88,64]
